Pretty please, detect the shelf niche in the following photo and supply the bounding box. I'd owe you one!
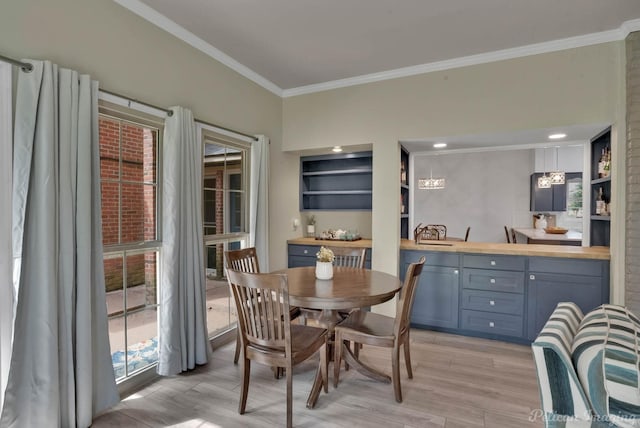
[300,151,372,211]
[589,128,611,247]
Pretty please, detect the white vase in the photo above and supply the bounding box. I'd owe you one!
[307,224,315,237]
[535,215,547,230]
[315,261,333,280]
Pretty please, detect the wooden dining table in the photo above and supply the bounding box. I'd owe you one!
[272,265,403,407]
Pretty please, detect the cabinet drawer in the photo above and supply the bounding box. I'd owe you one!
[288,255,315,268]
[402,250,459,268]
[461,290,524,315]
[461,310,523,337]
[463,268,524,293]
[463,254,525,271]
[528,257,603,277]
[288,244,318,257]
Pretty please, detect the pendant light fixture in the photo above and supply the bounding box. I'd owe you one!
[419,168,445,190]
[549,146,565,185]
[538,147,551,189]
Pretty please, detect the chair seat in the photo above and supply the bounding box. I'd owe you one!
[247,324,327,364]
[335,311,395,344]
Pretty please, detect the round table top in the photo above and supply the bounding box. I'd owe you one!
[273,266,402,311]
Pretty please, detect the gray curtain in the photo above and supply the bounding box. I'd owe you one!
[0,62,13,416]
[249,135,270,270]
[158,106,211,376]
[1,60,119,427]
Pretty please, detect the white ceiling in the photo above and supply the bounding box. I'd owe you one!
[123,0,640,95]
[116,1,633,151]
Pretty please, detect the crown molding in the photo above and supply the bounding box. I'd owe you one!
[410,140,589,157]
[112,1,640,99]
[113,0,283,96]
[283,21,640,97]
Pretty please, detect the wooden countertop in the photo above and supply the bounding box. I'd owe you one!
[288,237,373,248]
[400,239,609,260]
[288,238,609,260]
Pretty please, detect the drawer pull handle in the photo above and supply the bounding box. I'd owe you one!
[489,300,495,306]
[454,270,459,275]
[490,260,496,266]
[303,250,308,254]
[530,274,535,280]
[489,321,495,328]
[490,278,496,284]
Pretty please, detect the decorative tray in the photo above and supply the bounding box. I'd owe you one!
[315,236,362,241]
[544,227,568,234]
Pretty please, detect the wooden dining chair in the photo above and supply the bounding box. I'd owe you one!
[333,256,426,403]
[504,226,511,243]
[330,246,367,268]
[224,247,301,365]
[464,226,471,242]
[511,228,517,244]
[227,269,328,428]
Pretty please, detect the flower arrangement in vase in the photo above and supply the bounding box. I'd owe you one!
[315,246,334,280]
[306,214,316,238]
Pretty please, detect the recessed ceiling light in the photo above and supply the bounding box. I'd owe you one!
[332,146,343,152]
[548,133,567,140]
[433,142,447,148]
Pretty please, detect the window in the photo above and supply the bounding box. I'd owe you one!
[201,129,250,338]
[567,178,583,218]
[99,105,162,381]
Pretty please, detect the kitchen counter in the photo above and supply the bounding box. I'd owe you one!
[513,228,582,246]
[400,239,609,260]
[287,237,372,248]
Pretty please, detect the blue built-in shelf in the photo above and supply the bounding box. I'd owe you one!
[300,151,372,211]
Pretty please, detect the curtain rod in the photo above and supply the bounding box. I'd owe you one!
[99,91,257,142]
[0,53,258,142]
[0,54,32,72]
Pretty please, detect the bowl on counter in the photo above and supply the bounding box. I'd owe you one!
[544,227,568,234]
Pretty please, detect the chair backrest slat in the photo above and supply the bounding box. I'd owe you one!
[328,246,367,269]
[395,256,426,338]
[225,247,261,273]
[227,269,291,352]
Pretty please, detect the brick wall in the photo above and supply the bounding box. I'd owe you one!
[100,117,157,293]
[626,32,640,314]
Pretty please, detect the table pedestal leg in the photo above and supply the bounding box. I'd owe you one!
[340,342,391,383]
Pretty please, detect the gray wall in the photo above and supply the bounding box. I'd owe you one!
[413,149,534,243]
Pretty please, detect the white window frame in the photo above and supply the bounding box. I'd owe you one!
[199,123,252,339]
[98,94,166,382]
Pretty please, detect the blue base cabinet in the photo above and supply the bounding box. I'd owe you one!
[526,257,609,340]
[399,249,609,343]
[400,250,460,329]
[460,254,525,339]
[287,244,371,268]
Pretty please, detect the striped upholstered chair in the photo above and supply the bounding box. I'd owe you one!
[532,302,640,428]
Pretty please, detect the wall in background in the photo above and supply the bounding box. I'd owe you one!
[283,41,624,311]
[413,149,533,243]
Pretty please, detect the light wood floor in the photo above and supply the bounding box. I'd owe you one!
[92,330,543,427]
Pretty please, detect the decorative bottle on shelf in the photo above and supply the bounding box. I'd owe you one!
[596,187,605,215]
[400,195,405,214]
[401,160,407,185]
[603,146,610,178]
[598,148,605,178]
